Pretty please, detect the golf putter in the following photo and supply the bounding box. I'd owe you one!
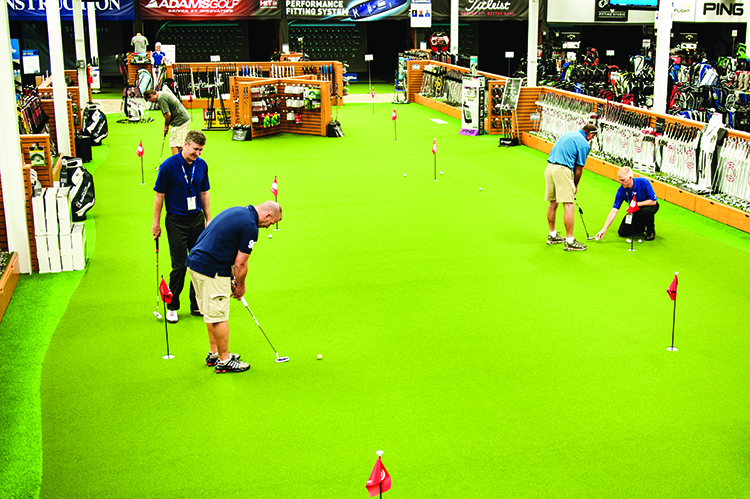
[240,297,289,363]
[156,132,166,170]
[575,198,595,240]
[154,237,162,319]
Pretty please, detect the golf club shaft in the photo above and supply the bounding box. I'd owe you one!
[241,297,278,354]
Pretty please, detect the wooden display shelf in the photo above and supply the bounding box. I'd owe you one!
[229,76,331,138]
[0,252,20,324]
[39,99,76,158]
[175,61,344,106]
[20,134,53,187]
[520,131,750,234]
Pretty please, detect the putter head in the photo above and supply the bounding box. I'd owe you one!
[586,236,595,240]
[275,356,290,363]
[154,310,163,319]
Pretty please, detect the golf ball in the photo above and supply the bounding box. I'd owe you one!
[479,187,482,191]
[404,173,407,176]
[638,239,643,244]
[439,171,443,175]
[268,234,272,239]
[626,239,632,243]
[317,354,323,360]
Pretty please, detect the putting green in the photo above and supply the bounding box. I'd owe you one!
[10,102,750,497]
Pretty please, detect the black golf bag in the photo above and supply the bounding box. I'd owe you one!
[81,102,108,145]
[62,157,96,222]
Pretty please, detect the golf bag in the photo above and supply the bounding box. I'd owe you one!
[80,102,108,145]
[61,157,95,222]
[136,68,153,95]
[118,86,151,123]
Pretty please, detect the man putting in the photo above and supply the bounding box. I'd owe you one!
[544,124,598,251]
[186,201,283,373]
[595,166,659,241]
[144,88,191,156]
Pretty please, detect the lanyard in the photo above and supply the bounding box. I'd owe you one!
[181,161,194,196]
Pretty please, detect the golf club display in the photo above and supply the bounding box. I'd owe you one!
[240,296,289,363]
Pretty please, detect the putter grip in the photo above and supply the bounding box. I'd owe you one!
[241,296,248,307]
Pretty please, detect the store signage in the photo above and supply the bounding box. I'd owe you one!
[8,0,135,21]
[672,0,696,21]
[140,0,253,19]
[458,0,529,18]
[411,0,433,27]
[695,0,749,21]
[594,0,627,22]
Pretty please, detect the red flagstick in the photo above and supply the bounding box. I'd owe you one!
[392,108,397,142]
[433,138,438,181]
[667,272,679,351]
[270,176,279,230]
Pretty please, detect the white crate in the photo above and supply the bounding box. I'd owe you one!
[44,187,58,235]
[35,235,51,273]
[71,223,86,271]
[31,193,46,235]
[47,234,62,272]
[57,187,71,234]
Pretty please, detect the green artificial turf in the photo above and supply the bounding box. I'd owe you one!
[3,102,750,498]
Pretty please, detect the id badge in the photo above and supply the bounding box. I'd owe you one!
[625,214,633,225]
[187,196,197,211]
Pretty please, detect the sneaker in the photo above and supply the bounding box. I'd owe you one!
[206,352,241,367]
[564,239,587,251]
[644,231,656,241]
[166,310,178,323]
[215,357,250,373]
[191,309,203,317]
[547,233,565,245]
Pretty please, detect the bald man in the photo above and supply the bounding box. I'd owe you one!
[186,201,283,373]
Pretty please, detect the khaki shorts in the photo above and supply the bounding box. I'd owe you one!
[170,120,191,148]
[188,269,231,323]
[544,163,576,203]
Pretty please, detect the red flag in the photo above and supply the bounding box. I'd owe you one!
[391,108,397,121]
[136,141,144,157]
[432,138,437,155]
[366,457,391,497]
[627,194,639,214]
[667,275,678,301]
[159,278,173,304]
[371,88,375,99]
[270,176,278,197]
[189,94,193,103]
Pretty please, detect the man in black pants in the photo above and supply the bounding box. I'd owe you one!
[152,130,211,323]
[595,166,660,241]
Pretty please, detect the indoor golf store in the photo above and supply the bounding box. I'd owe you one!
[3,0,750,497]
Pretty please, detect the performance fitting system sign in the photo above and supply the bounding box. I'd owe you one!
[459,75,486,136]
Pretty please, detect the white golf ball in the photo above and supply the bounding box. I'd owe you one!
[317,354,323,360]
[268,234,272,239]
[404,173,407,176]
[439,171,443,175]
[638,239,643,244]
[626,238,632,243]
[479,187,482,191]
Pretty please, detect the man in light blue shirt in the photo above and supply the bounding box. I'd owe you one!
[544,124,597,252]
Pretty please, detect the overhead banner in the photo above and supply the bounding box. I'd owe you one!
[140,0,254,19]
[8,0,135,21]
[410,0,433,26]
[458,0,529,18]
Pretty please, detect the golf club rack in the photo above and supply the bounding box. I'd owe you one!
[532,88,750,213]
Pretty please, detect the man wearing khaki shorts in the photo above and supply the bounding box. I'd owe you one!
[185,201,283,373]
[143,89,191,155]
[544,124,597,252]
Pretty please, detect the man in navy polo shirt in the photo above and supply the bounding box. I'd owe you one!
[595,166,660,241]
[152,130,211,324]
[186,201,282,373]
[544,123,598,252]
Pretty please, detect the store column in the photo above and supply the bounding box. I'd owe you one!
[87,4,101,93]
[652,0,673,114]
[526,0,539,87]
[46,0,72,156]
[450,0,458,54]
[0,1,32,273]
[72,0,90,109]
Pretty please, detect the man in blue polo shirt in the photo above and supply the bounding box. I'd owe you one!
[152,130,211,324]
[595,166,660,241]
[186,201,282,373]
[544,124,598,251]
